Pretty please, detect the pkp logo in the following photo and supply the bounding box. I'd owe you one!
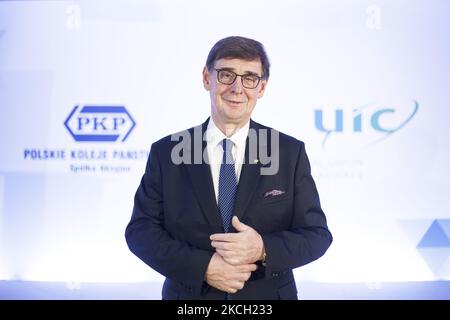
[64,105,136,142]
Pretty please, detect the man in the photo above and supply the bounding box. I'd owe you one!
[125,36,332,300]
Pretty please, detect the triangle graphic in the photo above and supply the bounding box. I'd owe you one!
[398,219,433,245]
[437,219,450,239]
[417,248,450,276]
[417,220,450,248]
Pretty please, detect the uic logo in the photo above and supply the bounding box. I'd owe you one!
[64,105,136,142]
[314,100,419,148]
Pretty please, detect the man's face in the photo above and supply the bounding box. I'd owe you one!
[203,58,267,130]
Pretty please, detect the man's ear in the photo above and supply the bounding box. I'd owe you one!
[202,66,211,91]
[257,80,268,98]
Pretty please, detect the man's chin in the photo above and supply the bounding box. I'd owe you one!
[222,113,250,126]
[223,109,244,119]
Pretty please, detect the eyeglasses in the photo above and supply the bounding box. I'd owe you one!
[214,68,262,89]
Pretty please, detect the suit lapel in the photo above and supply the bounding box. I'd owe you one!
[184,118,222,227]
[233,120,265,222]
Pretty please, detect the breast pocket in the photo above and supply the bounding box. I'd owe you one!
[257,191,292,206]
[246,193,294,233]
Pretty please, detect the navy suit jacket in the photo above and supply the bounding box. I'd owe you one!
[125,118,332,300]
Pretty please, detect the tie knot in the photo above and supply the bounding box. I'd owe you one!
[221,139,234,153]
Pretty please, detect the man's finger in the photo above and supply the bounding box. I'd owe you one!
[216,248,233,258]
[225,287,238,294]
[211,241,231,250]
[229,280,245,291]
[235,272,252,282]
[232,216,249,232]
[210,233,238,242]
[237,263,258,273]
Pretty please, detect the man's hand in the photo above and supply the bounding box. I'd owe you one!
[205,252,257,293]
[210,216,265,265]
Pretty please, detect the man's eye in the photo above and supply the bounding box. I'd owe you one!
[222,72,233,78]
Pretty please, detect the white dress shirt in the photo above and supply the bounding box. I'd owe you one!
[205,118,249,203]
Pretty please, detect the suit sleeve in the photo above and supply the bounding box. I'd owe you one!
[125,143,213,292]
[262,141,332,279]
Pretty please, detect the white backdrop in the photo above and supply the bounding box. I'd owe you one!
[0,0,449,288]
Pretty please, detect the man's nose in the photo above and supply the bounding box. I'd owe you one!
[230,76,244,93]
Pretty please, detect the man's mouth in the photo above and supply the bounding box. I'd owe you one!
[224,99,246,106]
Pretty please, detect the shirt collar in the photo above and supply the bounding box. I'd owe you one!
[206,117,250,150]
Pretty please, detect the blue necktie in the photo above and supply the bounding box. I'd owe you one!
[218,139,237,232]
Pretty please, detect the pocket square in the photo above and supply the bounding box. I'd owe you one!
[264,189,286,198]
